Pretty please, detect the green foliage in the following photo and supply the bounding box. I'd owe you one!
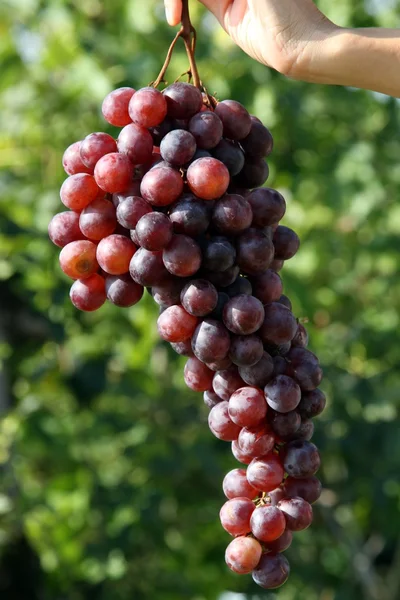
[1,1,400,598]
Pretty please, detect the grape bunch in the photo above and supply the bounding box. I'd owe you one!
[49,80,325,589]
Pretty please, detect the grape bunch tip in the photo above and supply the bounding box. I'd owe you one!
[50,7,326,589]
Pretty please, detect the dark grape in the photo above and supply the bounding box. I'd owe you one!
[70,274,106,311]
[264,375,301,413]
[140,166,184,206]
[192,319,231,363]
[117,123,153,165]
[252,553,290,589]
[184,356,214,392]
[224,277,252,298]
[163,82,203,119]
[223,469,258,500]
[202,236,236,272]
[272,355,288,377]
[220,497,255,536]
[228,387,267,428]
[247,453,284,492]
[129,248,169,286]
[278,497,313,531]
[282,440,321,478]
[116,196,152,229]
[212,139,245,176]
[285,347,323,391]
[250,505,286,542]
[80,132,117,170]
[180,279,218,317]
[278,294,292,310]
[206,356,232,372]
[263,529,293,553]
[79,198,116,241]
[289,419,314,441]
[241,119,273,158]
[225,537,262,575]
[163,235,202,277]
[187,157,230,200]
[208,401,241,441]
[188,111,223,149]
[213,366,245,401]
[229,334,264,367]
[170,339,194,357]
[203,390,223,409]
[282,476,322,504]
[251,269,283,305]
[102,87,135,127]
[223,294,264,335]
[212,194,252,235]
[59,240,98,279]
[270,258,284,272]
[128,86,167,128]
[238,352,274,388]
[160,129,196,166]
[273,226,300,260]
[260,303,298,345]
[236,228,274,276]
[298,389,326,419]
[136,212,173,251]
[97,234,136,275]
[215,100,251,140]
[48,211,84,247]
[292,323,309,348]
[237,158,269,188]
[151,277,186,308]
[169,194,210,236]
[204,265,240,288]
[268,409,301,439]
[247,188,286,227]
[149,116,176,146]
[105,274,143,307]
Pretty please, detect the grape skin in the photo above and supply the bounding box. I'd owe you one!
[48,211,84,248]
[70,274,106,311]
[60,173,99,211]
[219,497,255,536]
[102,87,135,127]
[252,553,290,589]
[213,366,245,401]
[184,357,214,392]
[62,141,93,175]
[225,536,262,575]
[250,504,286,542]
[208,401,241,441]
[187,157,230,201]
[59,240,99,280]
[105,274,143,307]
[157,305,198,343]
[223,294,264,336]
[223,468,258,500]
[247,453,284,493]
[96,234,136,275]
[228,387,267,429]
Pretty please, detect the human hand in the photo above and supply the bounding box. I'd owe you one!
[163,0,337,79]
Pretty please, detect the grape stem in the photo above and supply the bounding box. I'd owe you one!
[152,0,202,90]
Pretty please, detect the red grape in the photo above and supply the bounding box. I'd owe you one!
[69,274,106,311]
[188,111,223,149]
[163,82,203,119]
[128,86,167,128]
[241,120,274,158]
[281,440,321,478]
[228,387,267,428]
[208,401,241,441]
[169,194,210,236]
[94,153,133,194]
[225,536,262,575]
[192,319,231,364]
[62,141,93,175]
[140,166,184,206]
[264,375,301,413]
[129,248,169,286]
[250,504,286,542]
[215,100,251,140]
[282,476,322,504]
[135,212,173,251]
[212,139,245,176]
[157,305,198,343]
[80,132,117,170]
[180,279,218,317]
[96,234,136,275]
[260,303,298,345]
[79,198,116,241]
[238,352,274,389]
[223,469,258,500]
[212,194,252,235]
[273,226,300,260]
[229,334,263,367]
[213,366,245,401]
[187,157,230,201]
[247,453,284,492]
[163,235,201,277]
[238,425,275,458]
[184,356,214,392]
[59,240,98,279]
[60,173,100,211]
[160,129,196,166]
[278,496,313,531]
[203,389,223,409]
[263,529,293,553]
[219,497,255,536]
[102,87,135,127]
[116,196,153,229]
[48,211,84,247]
[298,388,326,419]
[117,123,153,165]
[236,228,274,276]
[251,270,283,305]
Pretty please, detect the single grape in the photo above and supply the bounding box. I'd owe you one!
[292,323,309,348]
[212,139,245,176]
[219,497,255,536]
[223,294,264,335]
[94,153,133,194]
[69,273,106,311]
[135,212,173,251]
[128,86,167,128]
[48,211,84,247]
[213,366,245,401]
[184,356,214,392]
[60,173,100,211]
[238,352,274,389]
[163,82,203,119]
[115,196,151,230]
[169,194,210,236]
[180,279,218,317]
[102,87,135,127]
[238,425,275,458]
[250,504,286,542]
[79,198,116,241]
[208,401,241,441]
[298,389,326,419]
[278,496,313,531]
[229,334,264,367]
[140,166,184,206]
[160,129,196,166]
[282,440,321,478]
[212,194,252,235]
[192,319,231,363]
[270,258,284,272]
[289,418,314,441]
[267,487,286,506]
[59,240,98,280]
[215,100,251,140]
[273,226,300,260]
[231,440,253,465]
[171,339,194,358]
[268,409,301,439]
[130,248,169,286]
[285,347,323,391]
[251,270,283,305]
[79,132,117,170]
[157,304,198,343]
[163,235,202,277]
[187,157,230,201]
[188,110,223,149]
[263,529,293,553]
[96,234,136,275]
[260,303,298,345]
[252,553,290,589]
[202,236,236,272]
[223,468,258,500]
[203,390,223,409]
[236,228,274,276]
[241,119,273,158]
[151,277,185,308]
[117,123,153,165]
[225,537,262,575]
[247,453,284,492]
[282,476,322,504]
[224,277,252,298]
[264,375,301,414]
[236,158,269,188]
[105,274,143,307]
[228,387,267,428]
[62,141,93,175]
[204,265,240,288]
[247,187,286,227]
[277,294,292,310]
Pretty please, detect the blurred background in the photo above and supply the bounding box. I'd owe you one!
[1,0,400,599]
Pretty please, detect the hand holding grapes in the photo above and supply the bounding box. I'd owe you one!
[164,0,400,97]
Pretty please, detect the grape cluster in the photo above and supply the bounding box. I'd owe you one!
[50,81,325,589]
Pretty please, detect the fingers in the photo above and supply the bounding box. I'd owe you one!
[164,0,182,26]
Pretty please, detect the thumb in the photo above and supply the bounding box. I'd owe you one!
[164,0,182,26]
[198,0,228,25]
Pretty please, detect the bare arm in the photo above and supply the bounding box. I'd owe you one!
[164,0,400,98]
